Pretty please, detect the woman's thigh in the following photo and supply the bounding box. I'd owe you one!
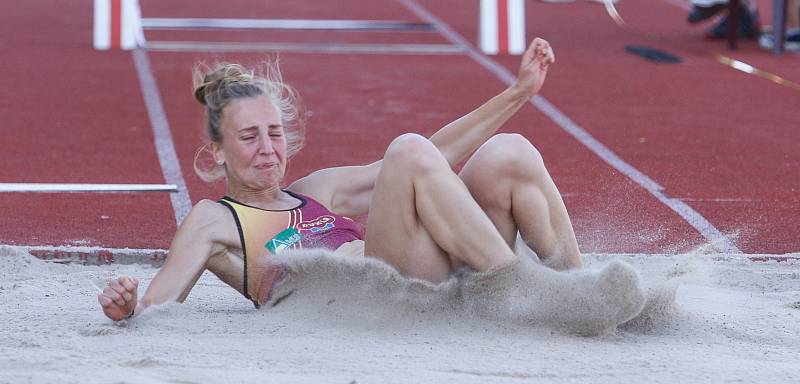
[458,134,545,247]
[364,134,455,282]
[459,133,580,268]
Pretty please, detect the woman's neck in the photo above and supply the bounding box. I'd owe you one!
[225,184,299,210]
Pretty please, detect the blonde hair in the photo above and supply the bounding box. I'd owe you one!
[192,61,305,182]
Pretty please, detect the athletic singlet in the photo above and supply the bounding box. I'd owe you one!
[218,190,364,305]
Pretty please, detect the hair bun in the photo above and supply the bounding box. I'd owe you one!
[192,63,255,106]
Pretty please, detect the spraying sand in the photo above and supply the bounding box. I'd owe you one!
[1,245,798,383]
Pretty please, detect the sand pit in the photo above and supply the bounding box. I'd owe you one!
[1,245,798,383]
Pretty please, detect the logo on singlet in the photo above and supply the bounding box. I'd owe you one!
[297,215,336,234]
[265,228,303,254]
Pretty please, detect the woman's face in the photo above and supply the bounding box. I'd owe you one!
[214,96,288,191]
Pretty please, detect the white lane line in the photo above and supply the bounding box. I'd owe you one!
[0,183,176,192]
[132,49,192,225]
[144,41,464,55]
[398,0,741,253]
[142,18,435,31]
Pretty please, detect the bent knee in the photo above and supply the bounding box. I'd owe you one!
[383,133,448,173]
[386,133,435,155]
[471,134,546,180]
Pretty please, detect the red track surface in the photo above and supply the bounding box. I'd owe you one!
[1,0,797,255]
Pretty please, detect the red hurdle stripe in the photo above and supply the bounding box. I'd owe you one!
[497,0,509,54]
[110,0,121,49]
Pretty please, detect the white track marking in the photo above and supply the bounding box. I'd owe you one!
[144,41,463,54]
[0,183,176,192]
[398,0,741,253]
[132,49,191,225]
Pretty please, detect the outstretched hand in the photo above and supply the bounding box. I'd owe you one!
[511,38,555,98]
[98,276,139,321]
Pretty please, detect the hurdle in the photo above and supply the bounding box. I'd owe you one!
[91,0,450,53]
[479,0,526,55]
[92,0,517,55]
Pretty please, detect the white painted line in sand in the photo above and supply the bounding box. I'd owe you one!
[144,41,464,55]
[398,0,742,253]
[0,183,176,192]
[132,49,192,225]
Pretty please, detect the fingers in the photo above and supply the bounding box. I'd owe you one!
[521,39,538,65]
[111,279,134,301]
[533,39,554,66]
[99,287,125,307]
[97,293,114,308]
[540,40,554,65]
[99,276,137,307]
[521,38,555,72]
[545,42,555,65]
[119,276,138,292]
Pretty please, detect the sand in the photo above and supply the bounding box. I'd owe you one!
[1,245,798,383]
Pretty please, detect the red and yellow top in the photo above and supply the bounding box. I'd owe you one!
[218,190,364,305]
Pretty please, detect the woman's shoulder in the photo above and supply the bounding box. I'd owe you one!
[192,198,232,216]
[172,199,241,251]
[180,199,237,238]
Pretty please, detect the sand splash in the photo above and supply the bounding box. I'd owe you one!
[265,246,649,336]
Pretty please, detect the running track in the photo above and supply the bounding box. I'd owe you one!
[1,0,798,261]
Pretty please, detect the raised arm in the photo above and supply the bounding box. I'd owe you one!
[290,38,555,217]
[98,200,232,321]
[430,38,554,165]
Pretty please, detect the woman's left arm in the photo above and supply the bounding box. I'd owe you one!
[430,37,554,166]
